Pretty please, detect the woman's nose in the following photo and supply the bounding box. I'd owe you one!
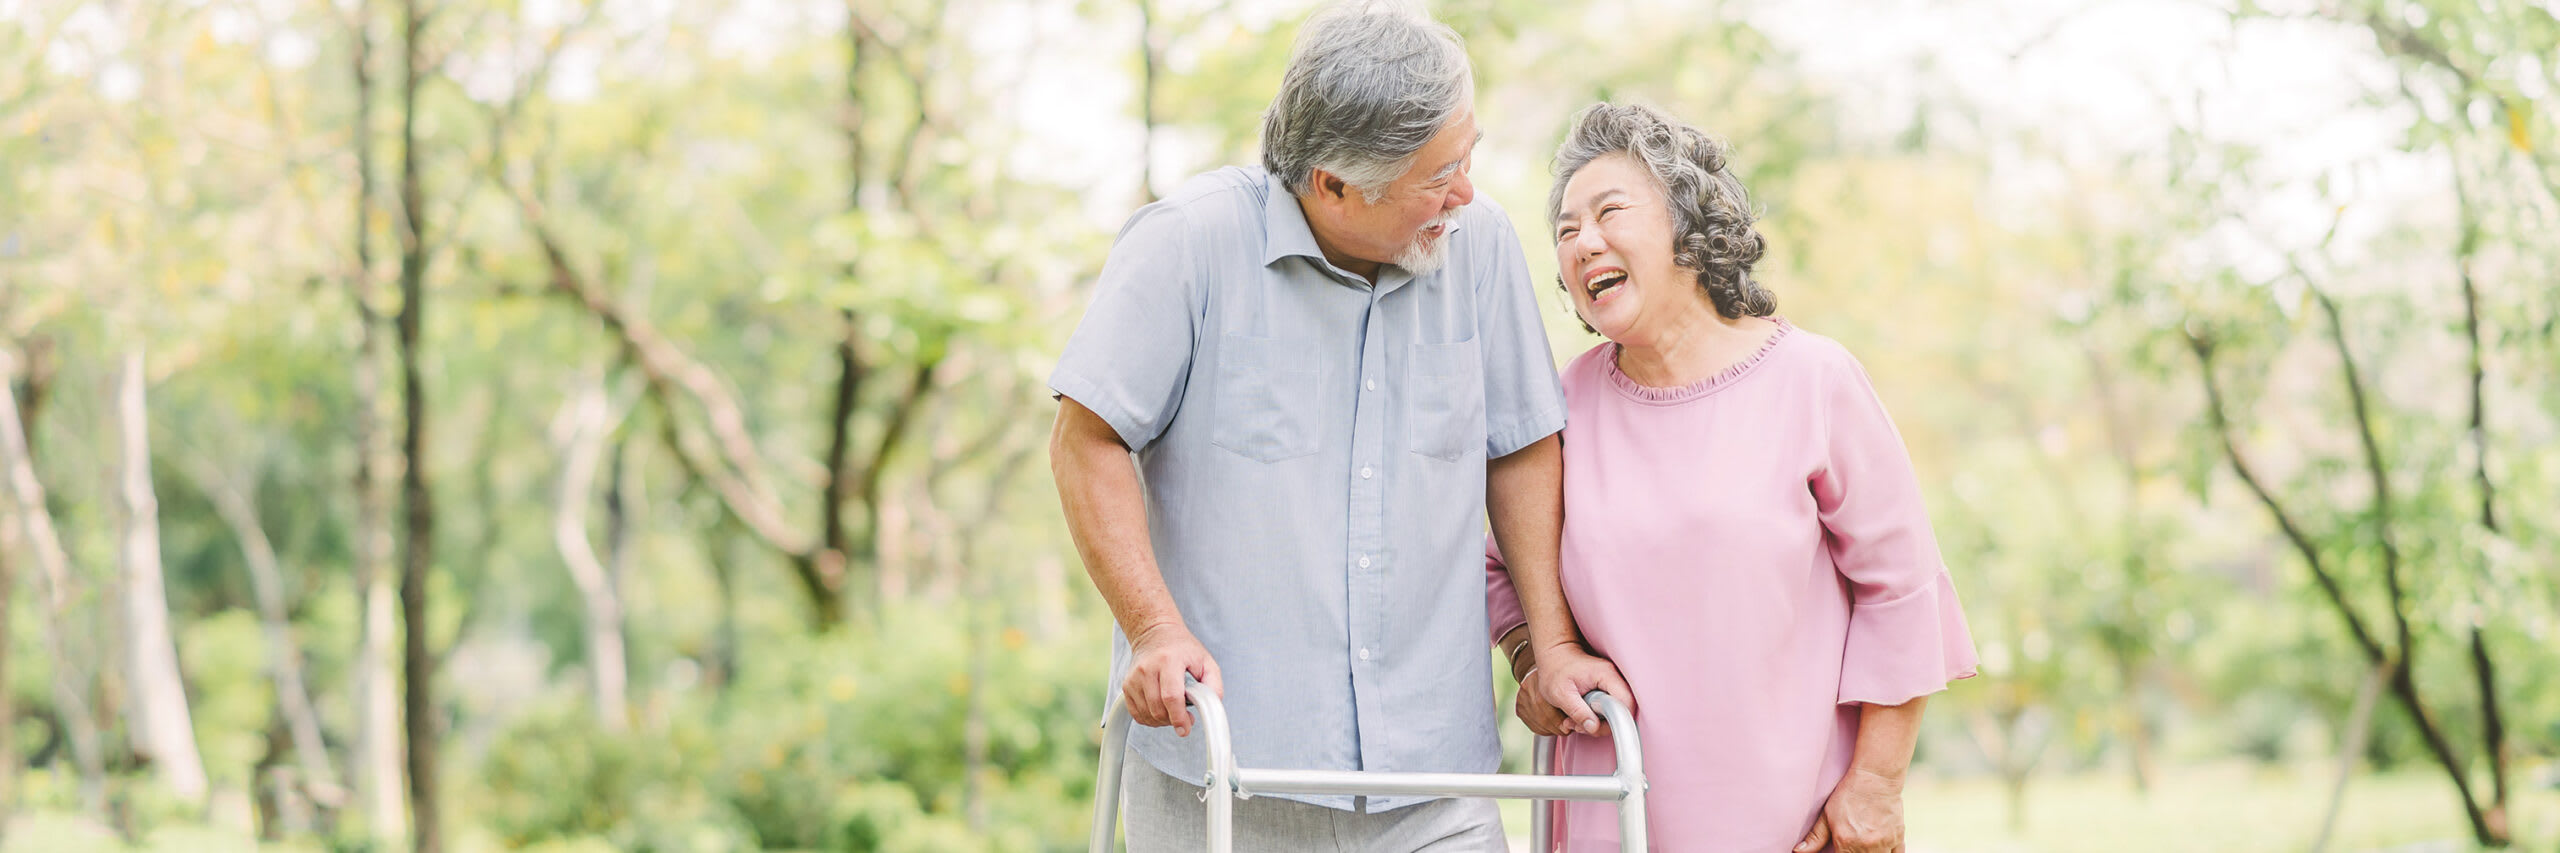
[1573,224,1606,256]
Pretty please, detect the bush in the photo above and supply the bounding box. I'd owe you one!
[702,601,1105,850]
[472,598,1106,851]
[480,705,754,852]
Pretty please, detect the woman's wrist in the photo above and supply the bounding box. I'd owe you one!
[1497,624,1533,680]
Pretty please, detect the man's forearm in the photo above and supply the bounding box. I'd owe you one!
[1051,402,1183,638]
[1849,695,1928,779]
[1486,433,1583,657]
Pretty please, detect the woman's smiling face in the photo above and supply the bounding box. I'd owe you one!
[1553,153,1706,344]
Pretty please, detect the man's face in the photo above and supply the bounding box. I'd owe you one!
[1311,109,1481,276]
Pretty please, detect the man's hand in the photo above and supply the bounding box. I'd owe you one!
[1533,644,1633,738]
[1795,766,1906,853]
[1124,621,1221,737]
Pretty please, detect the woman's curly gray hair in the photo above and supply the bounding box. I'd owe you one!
[1549,102,1775,320]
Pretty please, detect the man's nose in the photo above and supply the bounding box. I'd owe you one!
[1446,171,1475,209]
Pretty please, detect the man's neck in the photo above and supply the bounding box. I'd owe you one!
[1297,195,1382,283]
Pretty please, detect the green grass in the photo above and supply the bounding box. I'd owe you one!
[1900,762,2559,853]
[1496,762,2559,853]
[0,812,327,853]
[10,762,2554,851]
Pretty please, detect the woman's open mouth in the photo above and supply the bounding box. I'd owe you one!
[1584,269,1628,301]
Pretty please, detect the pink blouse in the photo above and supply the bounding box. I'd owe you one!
[1488,321,1977,852]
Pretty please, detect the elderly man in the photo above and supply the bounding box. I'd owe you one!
[1047,3,1624,851]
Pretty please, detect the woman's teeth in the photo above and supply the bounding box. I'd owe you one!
[1586,271,1627,299]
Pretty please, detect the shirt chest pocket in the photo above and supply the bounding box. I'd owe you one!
[1405,338,1483,462]
[1212,334,1323,463]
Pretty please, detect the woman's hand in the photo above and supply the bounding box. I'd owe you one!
[1533,644,1634,737]
[1795,766,1905,853]
[1512,668,1575,736]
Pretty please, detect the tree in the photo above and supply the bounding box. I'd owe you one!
[545,375,632,731]
[343,0,410,839]
[0,342,101,815]
[111,349,209,804]
[395,0,443,848]
[179,454,344,819]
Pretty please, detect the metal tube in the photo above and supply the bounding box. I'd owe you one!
[1184,680,1234,853]
[1531,736,1554,853]
[1588,692,1648,852]
[1236,768,1624,800]
[1092,681,1651,852]
[1089,695,1131,853]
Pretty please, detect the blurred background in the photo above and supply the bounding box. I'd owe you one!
[1,0,2556,850]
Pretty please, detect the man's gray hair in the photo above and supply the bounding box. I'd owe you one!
[1261,2,1475,203]
[1550,102,1776,320]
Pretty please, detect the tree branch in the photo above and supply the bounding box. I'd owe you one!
[2182,330,2386,663]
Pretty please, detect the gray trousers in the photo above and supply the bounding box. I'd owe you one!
[1122,747,1509,853]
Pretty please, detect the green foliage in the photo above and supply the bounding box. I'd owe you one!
[5,0,2558,849]
[474,601,1104,851]
[178,611,275,788]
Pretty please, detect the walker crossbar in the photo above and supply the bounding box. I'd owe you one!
[1089,683,1647,852]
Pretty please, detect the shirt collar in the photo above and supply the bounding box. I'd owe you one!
[1261,174,1330,268]
[1259,172,1463,290]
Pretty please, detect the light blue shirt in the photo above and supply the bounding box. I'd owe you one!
[1050,167,1565,810]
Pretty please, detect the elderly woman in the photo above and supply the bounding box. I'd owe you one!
[1486,102,1979,853]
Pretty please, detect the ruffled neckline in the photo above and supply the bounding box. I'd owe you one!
[1602,317,1795,405]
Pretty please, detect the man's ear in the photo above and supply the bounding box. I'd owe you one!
[1313,169,1349,201]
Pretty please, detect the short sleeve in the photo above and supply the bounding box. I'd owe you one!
[1470,206,1566,458]
[1810,350,1979,706]
[1483,533,1526,644]
[1047,206,1198,452]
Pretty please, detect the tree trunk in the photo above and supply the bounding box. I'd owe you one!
[548,379,628,731]
[2113,649,2152,794]
[187,459,344,811]
[815,311,862,629]
[2312,289,2500,846]
[822,10,873,629]
[604,436,635,706]
[2191,325,2501,846]
[2454,172,2513,842]
[1135,0,1161,203]
[2,359,103,818]
[113,349,208,804]
[397,0,442,847]
[0,466,13,832]
[347,0,409,839]
[0,340,69,819]
[0,345,39,825]
[1962,694,2050,836]
[2312,660,2391,853]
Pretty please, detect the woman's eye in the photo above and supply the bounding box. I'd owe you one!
[1556,227,1577,241]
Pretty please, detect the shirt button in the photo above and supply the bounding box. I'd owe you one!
[1357,555,1371,568]
[1366,379,1377,391]
[1360,466,1374,479]
[1359,648,1371,661]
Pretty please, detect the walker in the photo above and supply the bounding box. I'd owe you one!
[1087,681,1649,852]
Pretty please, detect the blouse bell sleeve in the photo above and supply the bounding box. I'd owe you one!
[1811,350,1980,707]
[1483,533,1528,646]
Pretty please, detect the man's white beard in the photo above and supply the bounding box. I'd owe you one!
[1394,211,1460,275]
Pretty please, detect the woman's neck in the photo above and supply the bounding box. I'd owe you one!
[1615,300,1773,389]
